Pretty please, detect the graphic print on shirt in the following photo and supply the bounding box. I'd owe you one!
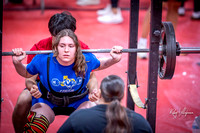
[51,76,82,93]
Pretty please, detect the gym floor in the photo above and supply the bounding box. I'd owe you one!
[1,0,200,132]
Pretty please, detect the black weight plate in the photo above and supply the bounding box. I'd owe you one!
[158,22,176,79]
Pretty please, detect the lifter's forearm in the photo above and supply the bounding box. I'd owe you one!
[95,46,122,71]
[96,57,119,70]
[13,61,32,78]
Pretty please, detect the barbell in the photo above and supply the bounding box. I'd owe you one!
[1,45,200,55]
[1,46,199,55]
[1,22,200,79]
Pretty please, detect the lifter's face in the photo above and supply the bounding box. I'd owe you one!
[56,36,76,66]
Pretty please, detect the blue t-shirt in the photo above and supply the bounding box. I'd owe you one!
[26,53,100,109]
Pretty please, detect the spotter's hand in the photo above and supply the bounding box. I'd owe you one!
[89,89,100,102]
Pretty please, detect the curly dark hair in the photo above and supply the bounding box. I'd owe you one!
[48,11,76,36]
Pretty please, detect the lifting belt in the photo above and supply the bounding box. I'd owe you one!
[40,82,88,107]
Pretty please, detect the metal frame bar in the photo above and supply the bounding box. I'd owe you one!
[127,0,161,132]
[147,0,163,132]
[126,0,140,110]
[0,0,3,120]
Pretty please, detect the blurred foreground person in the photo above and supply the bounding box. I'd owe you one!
[58,75,153,133]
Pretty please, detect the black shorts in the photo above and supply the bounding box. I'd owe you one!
[52,107,76,116]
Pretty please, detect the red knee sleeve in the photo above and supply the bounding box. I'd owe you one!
[24,111,49,133]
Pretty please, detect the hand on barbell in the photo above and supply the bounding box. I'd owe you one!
[110,46,123,62]
[12,48,26,64]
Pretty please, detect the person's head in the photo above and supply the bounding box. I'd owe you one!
[100,75,124,102]
[100,75,131,133]
[48,11,76,37]
[52,29,86,77]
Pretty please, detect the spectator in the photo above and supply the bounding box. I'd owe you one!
[58,75,153,133]
[138,0,182,59]
[97,0,123,24]
[76,0,100,6]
